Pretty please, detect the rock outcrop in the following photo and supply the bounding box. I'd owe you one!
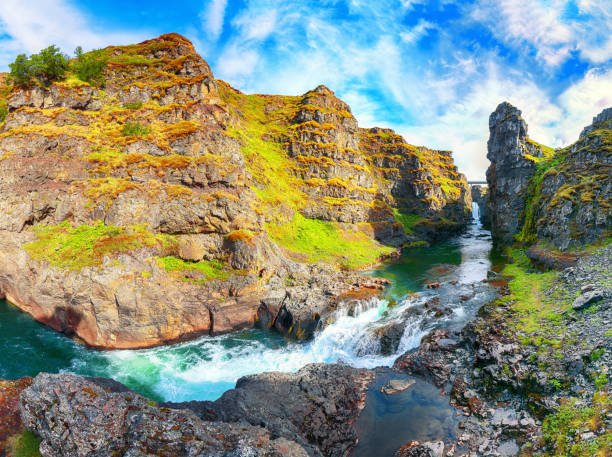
[486,102,547,243]
[18,364,373,457]
[486,102,611,249]
[20,373,309,457]
[0,33,471,348]
[528,108,611,249]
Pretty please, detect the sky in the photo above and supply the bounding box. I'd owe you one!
[1,1,611,179]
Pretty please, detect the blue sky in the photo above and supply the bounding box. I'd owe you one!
[1,0,611,179]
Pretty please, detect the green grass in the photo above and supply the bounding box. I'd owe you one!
[23,221,175,270]
[7,430,41,457]
[266,212,394,269]
[499,249,564,342]
[123,102,143,110]
[122,121,150,137]
[158,256,232,283]
[542,391,611,457]
[392,209,424,235]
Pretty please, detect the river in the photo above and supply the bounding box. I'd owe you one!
[0,205,498,404]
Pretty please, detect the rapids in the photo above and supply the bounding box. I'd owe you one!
[0,204,497,403]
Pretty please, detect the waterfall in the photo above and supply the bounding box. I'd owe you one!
[472,201,480,222]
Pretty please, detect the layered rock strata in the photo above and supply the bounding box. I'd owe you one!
[0,34,471,348]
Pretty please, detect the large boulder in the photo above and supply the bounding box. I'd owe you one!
[20,373,308,457]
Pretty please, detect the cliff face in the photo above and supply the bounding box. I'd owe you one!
[523,108,612,249]
[486,101,611,249]
[0,34,470,348]
[486,102,551,243]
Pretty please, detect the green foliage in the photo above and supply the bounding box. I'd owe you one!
[500,249,563,340]
[8,46,69,87]
[158,256,232,282]
[542,392,611,457]
[0,105,7,123]
[594,373,609,389]
[591,348,605,362]
[392,209,423,235]
[266,212,394,269]
[72,46,107,86]
[123,102,143,110]
[122,121,150,137]
[7,430,41,457]
[516,152,565,245]
[23,221,175,270]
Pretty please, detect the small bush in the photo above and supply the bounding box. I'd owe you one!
[123,102,143,110]
[0,105,7,123]
[8,45,69,87]
[122,121,150,137]
[73,46,107,86]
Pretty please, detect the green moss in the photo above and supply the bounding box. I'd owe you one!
[500,249,564,340]
[7,430,41,457]
[516,152,566,245]
[123,102,143,110]
[541,391,611,457]
[23,221,175,270]
[392,209,424,235]
[403,240,429,249]
[122,121,150,136]
[158,256,232,282]
[266,212,394,270]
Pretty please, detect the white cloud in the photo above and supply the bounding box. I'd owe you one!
[233,9,278,41]
[400,19,435,44]
[201,0,228,41]
[0,0,148,69]
[470,0,574,66]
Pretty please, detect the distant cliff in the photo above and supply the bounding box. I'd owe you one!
[0,34,471,349]
[486,101,611,249]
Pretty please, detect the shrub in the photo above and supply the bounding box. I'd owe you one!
[122,121,150,136]
[0,105,7,123]
[8,46,69,87]
[73,46,107,86]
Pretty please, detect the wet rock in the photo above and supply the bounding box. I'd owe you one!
[394,440,444,457]
[166,363,374,457]
[380,378,416,395]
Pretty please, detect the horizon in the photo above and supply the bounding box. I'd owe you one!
[1,0,611,179]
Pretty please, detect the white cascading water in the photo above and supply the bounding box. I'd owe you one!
[89,204,492,402]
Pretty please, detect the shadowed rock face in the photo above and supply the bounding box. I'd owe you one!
[486,102,543,243]
[0,33,471,349]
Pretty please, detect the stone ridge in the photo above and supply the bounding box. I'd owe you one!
[0,33,471,349]
[486,101,611,249]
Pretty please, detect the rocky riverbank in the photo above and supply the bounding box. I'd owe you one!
[0,33,471,349]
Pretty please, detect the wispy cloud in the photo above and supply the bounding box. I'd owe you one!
[201,0,228,41]
[1,0,610,180]
[0,0,148,65]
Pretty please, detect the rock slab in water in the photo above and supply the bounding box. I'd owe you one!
[380,378,416,395]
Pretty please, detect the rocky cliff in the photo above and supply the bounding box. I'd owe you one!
[486,101,611,249]
[486,102,553,243]
[0,34,471,349]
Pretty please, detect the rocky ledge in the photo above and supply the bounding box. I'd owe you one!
[7,364,372,457]
[0,33,471,349]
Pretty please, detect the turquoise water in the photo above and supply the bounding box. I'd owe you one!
[0,216,496,402]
